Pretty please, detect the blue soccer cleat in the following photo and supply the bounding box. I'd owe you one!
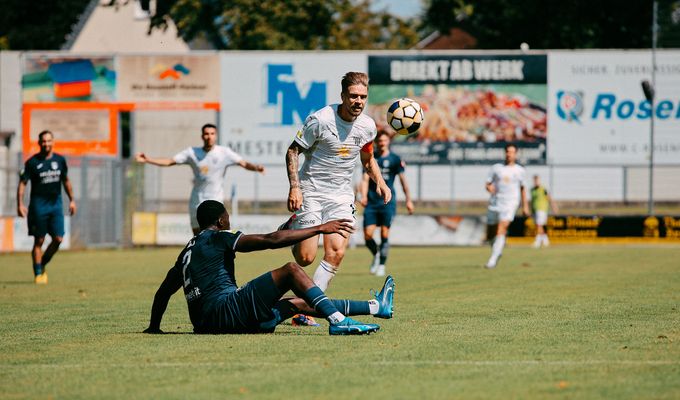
[372,275,395,319]
[329,317,380,335]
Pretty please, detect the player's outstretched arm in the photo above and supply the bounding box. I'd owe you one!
[238,159,265,174]
[235,219,354,253]
[135,152,176,167]
[361,151,392,204]
[285,142,304,212]
[144,266,182,334]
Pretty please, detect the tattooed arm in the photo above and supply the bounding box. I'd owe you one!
[286,142,304,212]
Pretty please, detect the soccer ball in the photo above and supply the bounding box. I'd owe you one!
[386,98,424,135]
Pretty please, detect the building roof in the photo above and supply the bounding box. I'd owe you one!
[63,0,190,53]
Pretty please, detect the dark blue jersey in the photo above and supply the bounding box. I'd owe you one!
[20,153,69,201]
[367,152,404,206]
[172,229,242,327]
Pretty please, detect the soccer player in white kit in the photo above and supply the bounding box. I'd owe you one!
[484,144,529,268]
[284,72,391,295]
[135,123,265,235]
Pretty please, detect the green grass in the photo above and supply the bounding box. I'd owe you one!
[1,245,679,399]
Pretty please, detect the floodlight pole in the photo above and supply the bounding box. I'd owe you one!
[649,0,658,215]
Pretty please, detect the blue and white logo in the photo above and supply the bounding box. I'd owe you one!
[266,64,326,125]
[556,90,584,123]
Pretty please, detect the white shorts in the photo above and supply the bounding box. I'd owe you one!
[533,210,548,226]
[189,192,224,230]
[290,192,356,229]
[487,204,518,225]
[189,200,201,230]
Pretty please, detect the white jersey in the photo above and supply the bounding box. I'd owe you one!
[486,162,526,209]
[294,104,377,194]
[173,145,243,202]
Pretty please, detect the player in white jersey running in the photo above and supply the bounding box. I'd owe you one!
[283,72,391,299]
[484,143,529,269]
[135,123,265,235]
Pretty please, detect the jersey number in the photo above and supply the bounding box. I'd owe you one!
[181,250,192,287]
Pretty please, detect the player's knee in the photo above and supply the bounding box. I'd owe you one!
[324,250,345,265]
[282,262,307,282]
[52,236,64,245]
[34,237,45,247]
[294,252,315,266]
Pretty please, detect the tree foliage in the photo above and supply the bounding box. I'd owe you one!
[424,0,680,49]
[149,0,420,50]
[0,0,91,50]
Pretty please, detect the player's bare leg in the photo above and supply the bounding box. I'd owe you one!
[311,232,348,292]
[363,224,380,274]
[292,236,319,266]
[267,262,380,335]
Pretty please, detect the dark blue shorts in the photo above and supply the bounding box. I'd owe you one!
[363,203,397,228]
[200,272,283,334]
[27,198,64,238]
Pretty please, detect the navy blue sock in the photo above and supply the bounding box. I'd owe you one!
[365,238,378,255]
[379,238,390,264]
[33,263,43,276]
[331,299,371,316]
[303,286,339,319]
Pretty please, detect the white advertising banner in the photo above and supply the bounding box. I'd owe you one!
[155,214,193,245]
[548,51,680,165]
[220,53,367,164]
[147,213,485,246]
[232,214,485,246]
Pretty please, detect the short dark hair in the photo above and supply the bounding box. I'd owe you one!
[376,130,390,141]
[197,200,226,230]
[341,72,368,93]
[201,123,217,134]
[38,130,53,141]
[505,143,518,151]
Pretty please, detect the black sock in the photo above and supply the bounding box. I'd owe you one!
[365,238,378,255]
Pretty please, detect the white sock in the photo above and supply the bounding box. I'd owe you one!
[542,234,550,245]
[488,235,506,264]
[328,312,345,324]
[368,299,379,315]
[313,260,337,292]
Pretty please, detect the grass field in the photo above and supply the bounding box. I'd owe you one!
[1,244,679,399]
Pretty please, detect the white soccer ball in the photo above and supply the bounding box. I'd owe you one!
[386,98,424,135]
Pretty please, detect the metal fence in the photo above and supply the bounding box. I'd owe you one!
[2,155,679,249]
